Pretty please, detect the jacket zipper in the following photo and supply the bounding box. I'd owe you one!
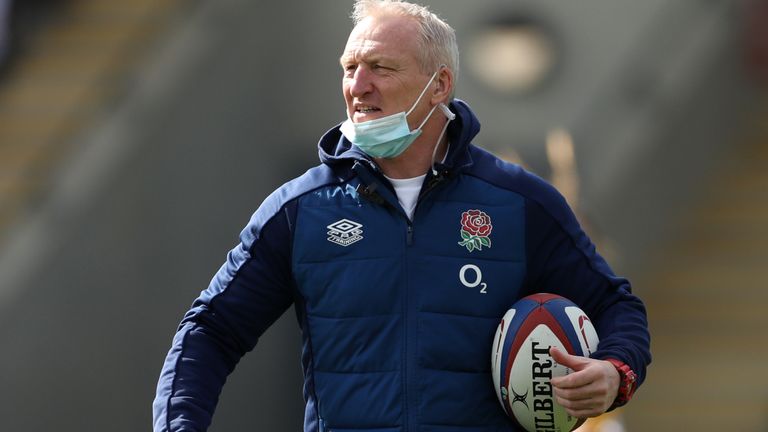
[403,218,411,431]
[406,224,414,245]
[354,161,450,431]
[402,171,448,431]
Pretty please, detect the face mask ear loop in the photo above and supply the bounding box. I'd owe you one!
[417,103,440,131]
[406,68,441,117]
[430,103,456,176]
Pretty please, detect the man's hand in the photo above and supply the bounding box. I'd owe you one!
[549,347,619,419]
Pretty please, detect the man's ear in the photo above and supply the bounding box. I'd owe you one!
[431,66,454,104]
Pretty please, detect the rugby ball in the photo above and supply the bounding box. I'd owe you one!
[491,293,599,432]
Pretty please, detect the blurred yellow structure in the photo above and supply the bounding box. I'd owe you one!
[576,412,625,432]
[625,111,768,431]
[0,0,183,237]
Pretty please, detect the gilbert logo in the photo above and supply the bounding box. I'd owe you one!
[327,219,364,247]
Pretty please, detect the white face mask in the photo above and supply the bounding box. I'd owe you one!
[340,68,446,159]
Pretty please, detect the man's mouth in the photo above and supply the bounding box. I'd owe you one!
[356,105,381,113]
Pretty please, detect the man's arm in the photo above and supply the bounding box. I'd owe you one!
[152,207,295,432]
[522,186,651,417]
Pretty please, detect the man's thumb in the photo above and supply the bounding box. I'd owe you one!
[549,346,586,370]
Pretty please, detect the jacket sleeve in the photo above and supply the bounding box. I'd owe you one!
[522,188,651,388]
[152,204,295,432]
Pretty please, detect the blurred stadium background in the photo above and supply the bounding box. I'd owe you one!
[0,0,766,430]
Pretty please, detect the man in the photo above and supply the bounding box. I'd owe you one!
[153,1,651,431]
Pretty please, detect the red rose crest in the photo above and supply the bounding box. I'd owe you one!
[458,209,492,252]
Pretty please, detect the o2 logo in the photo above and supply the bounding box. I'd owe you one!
[459,264,487,294]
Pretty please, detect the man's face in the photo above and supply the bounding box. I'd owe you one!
[340,15,435,126]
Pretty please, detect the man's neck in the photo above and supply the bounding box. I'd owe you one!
[376,138,448,179]
[375,120,450,179]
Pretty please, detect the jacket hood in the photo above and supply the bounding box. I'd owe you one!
[317,99,481,172]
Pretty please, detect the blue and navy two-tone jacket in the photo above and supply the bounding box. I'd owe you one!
[153,100,651,432]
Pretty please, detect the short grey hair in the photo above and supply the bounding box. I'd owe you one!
[351,0,459,92]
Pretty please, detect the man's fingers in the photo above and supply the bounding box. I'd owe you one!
[562,406,604,419]
[550,364,598,389]
[555,393,592,410]
[553,378,610,401]
[553,382,592,401]
[554,383,610,419]
[556,393,607,419]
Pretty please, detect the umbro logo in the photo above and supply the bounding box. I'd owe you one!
[327,219,364,247]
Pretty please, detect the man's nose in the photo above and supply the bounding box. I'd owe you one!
[348,66,374,98]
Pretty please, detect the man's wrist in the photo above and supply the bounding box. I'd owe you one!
[605,358,637,408]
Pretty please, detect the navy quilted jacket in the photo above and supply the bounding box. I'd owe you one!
[153,100,651,432]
